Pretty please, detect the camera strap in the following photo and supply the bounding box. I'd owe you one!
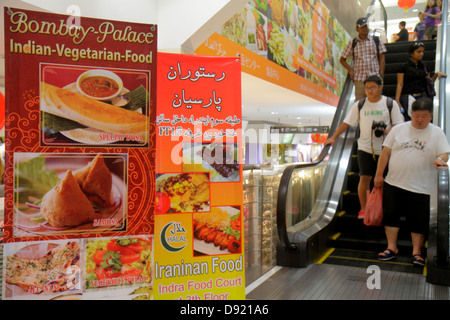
[370,131,382,161]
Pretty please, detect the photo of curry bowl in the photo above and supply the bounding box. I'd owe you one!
[76,69,123,101]
[40,63,151,147]
[156,173,210,213]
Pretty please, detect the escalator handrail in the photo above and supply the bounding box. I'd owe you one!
[438,0,448,131]
[436,166,449,266]
[277,75,354,251]
[276,145,331,250]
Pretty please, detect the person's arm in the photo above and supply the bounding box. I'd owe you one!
[395,72,404,108]
[434,153,449,168]
[340,56,354,81]
[374,146,391,187]
[431,72,447,82]
[392,34,400,42]
[378,52,385,77]
[324,122,350,146]
[423,10,441,19]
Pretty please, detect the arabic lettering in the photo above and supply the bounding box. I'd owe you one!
[172,89,222,111]
[156,114,241,128]
[167,62,226,82]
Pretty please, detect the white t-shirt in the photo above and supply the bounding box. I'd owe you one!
[383,122,450,195]
[343,96,404,155]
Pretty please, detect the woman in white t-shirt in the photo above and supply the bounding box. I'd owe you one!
[374,98,450,265]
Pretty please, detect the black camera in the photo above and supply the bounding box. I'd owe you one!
[372,120,386,137]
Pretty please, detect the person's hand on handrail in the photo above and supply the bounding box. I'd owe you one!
[434,154,449,169]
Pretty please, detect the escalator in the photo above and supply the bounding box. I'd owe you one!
[319,39,438,275]
[276,14,450,286]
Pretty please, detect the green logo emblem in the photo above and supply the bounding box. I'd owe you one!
[160,222,187,252]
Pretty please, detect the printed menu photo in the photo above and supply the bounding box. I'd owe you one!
[13,152,128,237]
[40,63,151,147]
[84,235,153,298]
[2,239,82,300]
[193,206,242,256]
[155,172,210,214]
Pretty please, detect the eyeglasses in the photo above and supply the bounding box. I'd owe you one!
[412,42,424,47]
[365,85,380,91]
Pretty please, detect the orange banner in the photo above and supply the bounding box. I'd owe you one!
[195,32,339,106]
[154,53,245,300]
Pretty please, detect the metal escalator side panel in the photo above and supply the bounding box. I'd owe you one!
[436,167,449,266]
[425,2,450,287]
[276,75,356,267]
[437,0,448,131]
[426,166,450,286]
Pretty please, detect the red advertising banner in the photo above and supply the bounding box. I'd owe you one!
[3,8,157,300]
[154,53,245,300]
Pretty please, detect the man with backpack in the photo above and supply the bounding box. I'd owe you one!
[340,17,387,101]
[324,76,404,219]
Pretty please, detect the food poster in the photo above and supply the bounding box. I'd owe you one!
[154,53,245,300]
[195,0,352,106]
[3,8,156,300]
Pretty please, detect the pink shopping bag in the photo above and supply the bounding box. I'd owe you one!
[364,187,383,226]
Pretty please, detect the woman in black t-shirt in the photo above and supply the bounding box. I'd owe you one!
[395,42,446,120]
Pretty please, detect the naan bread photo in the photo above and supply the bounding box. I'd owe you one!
[5,241,80,295]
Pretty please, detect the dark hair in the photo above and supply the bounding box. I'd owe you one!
[400,21,406,27]
[408,42,425,55]
[425,0,437,12]
[411,98,433,113]
[363,75,383,85]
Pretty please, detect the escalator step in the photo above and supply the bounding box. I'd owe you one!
[329,232,424,256]
[320,248,425,275]
[341,191,359,215]
[346,172,359,192]
[350,154,359,172]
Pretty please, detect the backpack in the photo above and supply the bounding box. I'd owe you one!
[352,35,380,58]
[358,96,393,123]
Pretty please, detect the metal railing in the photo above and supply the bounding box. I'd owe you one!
[438,0,448,131]
[276,74,354,253]
[436,166,449,267]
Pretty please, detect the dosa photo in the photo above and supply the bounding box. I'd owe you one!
[39,63,150,147]
[13,152,128,237]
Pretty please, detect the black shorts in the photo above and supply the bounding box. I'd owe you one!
[382,182,430,235]
[357,150,379,176]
